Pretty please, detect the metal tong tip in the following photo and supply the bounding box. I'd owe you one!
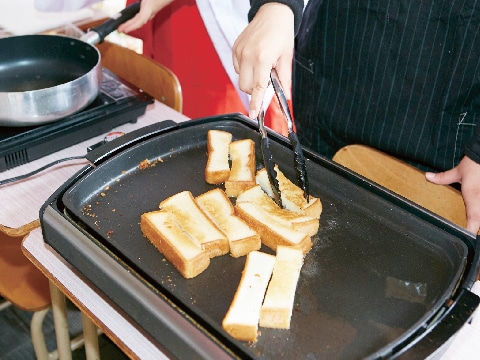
[270,68,310,201]
[257,109,282,207]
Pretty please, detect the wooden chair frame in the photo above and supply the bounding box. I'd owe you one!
[96,41,183,112]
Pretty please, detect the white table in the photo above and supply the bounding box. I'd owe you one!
[2,101,480,359]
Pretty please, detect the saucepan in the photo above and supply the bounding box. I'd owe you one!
[0,2,140,127]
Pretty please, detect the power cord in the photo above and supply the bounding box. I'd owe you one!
[0,155,87,186]
[0,131,125,186]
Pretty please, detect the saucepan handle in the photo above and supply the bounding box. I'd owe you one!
[81,1,141,44]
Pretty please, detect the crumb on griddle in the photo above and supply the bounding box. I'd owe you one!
[139,159,151,169]
[81,204,96,218]
[139,157,164,169]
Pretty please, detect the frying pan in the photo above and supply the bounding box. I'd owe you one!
[0,2,140,127]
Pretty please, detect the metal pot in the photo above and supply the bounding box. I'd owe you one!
[0,2,140,126]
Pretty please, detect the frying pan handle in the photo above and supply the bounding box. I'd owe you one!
[83,2,141,44]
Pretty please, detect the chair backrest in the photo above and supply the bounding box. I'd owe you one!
[0,223,50,311]
[96,41,183,112]
[332,144,468,229]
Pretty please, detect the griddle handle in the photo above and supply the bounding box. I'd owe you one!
[391,288,479,359]
[85,120,179,165]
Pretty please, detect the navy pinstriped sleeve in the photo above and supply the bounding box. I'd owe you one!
[248,0,304,34]
[465,128,480,164]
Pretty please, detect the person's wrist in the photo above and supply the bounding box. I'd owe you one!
[249,1,303,34]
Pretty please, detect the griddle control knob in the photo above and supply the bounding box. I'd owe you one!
[87,131,125,152]
[104,131,125,142]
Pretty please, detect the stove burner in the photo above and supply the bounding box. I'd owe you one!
[0,67,153,172]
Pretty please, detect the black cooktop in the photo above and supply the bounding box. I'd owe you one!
[0,67,153,172]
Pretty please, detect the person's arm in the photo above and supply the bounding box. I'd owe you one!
[117,0,175,34]
[233,1,303,119]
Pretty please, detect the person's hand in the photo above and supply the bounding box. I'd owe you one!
[232,3,295,119]
[426,156,480,235]
[118,0,174,33]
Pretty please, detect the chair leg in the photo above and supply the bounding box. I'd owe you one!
[0,299,12,311]
[48,281,101,359]
[82,313,100,360]
[49,281,72,360]
[30,308,51,360]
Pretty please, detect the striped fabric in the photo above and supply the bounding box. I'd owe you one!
[293,0,480,171]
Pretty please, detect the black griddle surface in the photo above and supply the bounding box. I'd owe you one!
[59,118,467,359]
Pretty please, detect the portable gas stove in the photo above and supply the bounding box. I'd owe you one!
[0,67,153,172]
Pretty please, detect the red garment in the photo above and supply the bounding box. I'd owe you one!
[126,0,288,134]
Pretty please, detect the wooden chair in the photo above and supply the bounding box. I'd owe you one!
[332,144,470,230]
[96,41,183,112]
[0,221,49,311]
[0,221,53,359]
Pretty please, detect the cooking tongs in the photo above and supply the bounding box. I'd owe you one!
[257,69,310,207]
[270,68,310,202]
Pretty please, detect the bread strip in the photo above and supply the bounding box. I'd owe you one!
[196,188,261,258]
[235,201,313,254]
[222,251,276,342]
[225,139,256,197]
[260,246,304,329]
[256,167,322,218]
[236,185,319,236]
[205,130,232,184]
[140,210,210,279]
[159,191,229,258]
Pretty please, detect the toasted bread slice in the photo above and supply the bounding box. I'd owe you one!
[222,251,276,342]
[196,188,261,258]
[236,185,319,236]
[205,130,232,184]
[225,139,256,197]
[140,210,210,279]
[235,201,313,254]
[260,246,304,329]
[256,167,322,218]
[159,190,229,258]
